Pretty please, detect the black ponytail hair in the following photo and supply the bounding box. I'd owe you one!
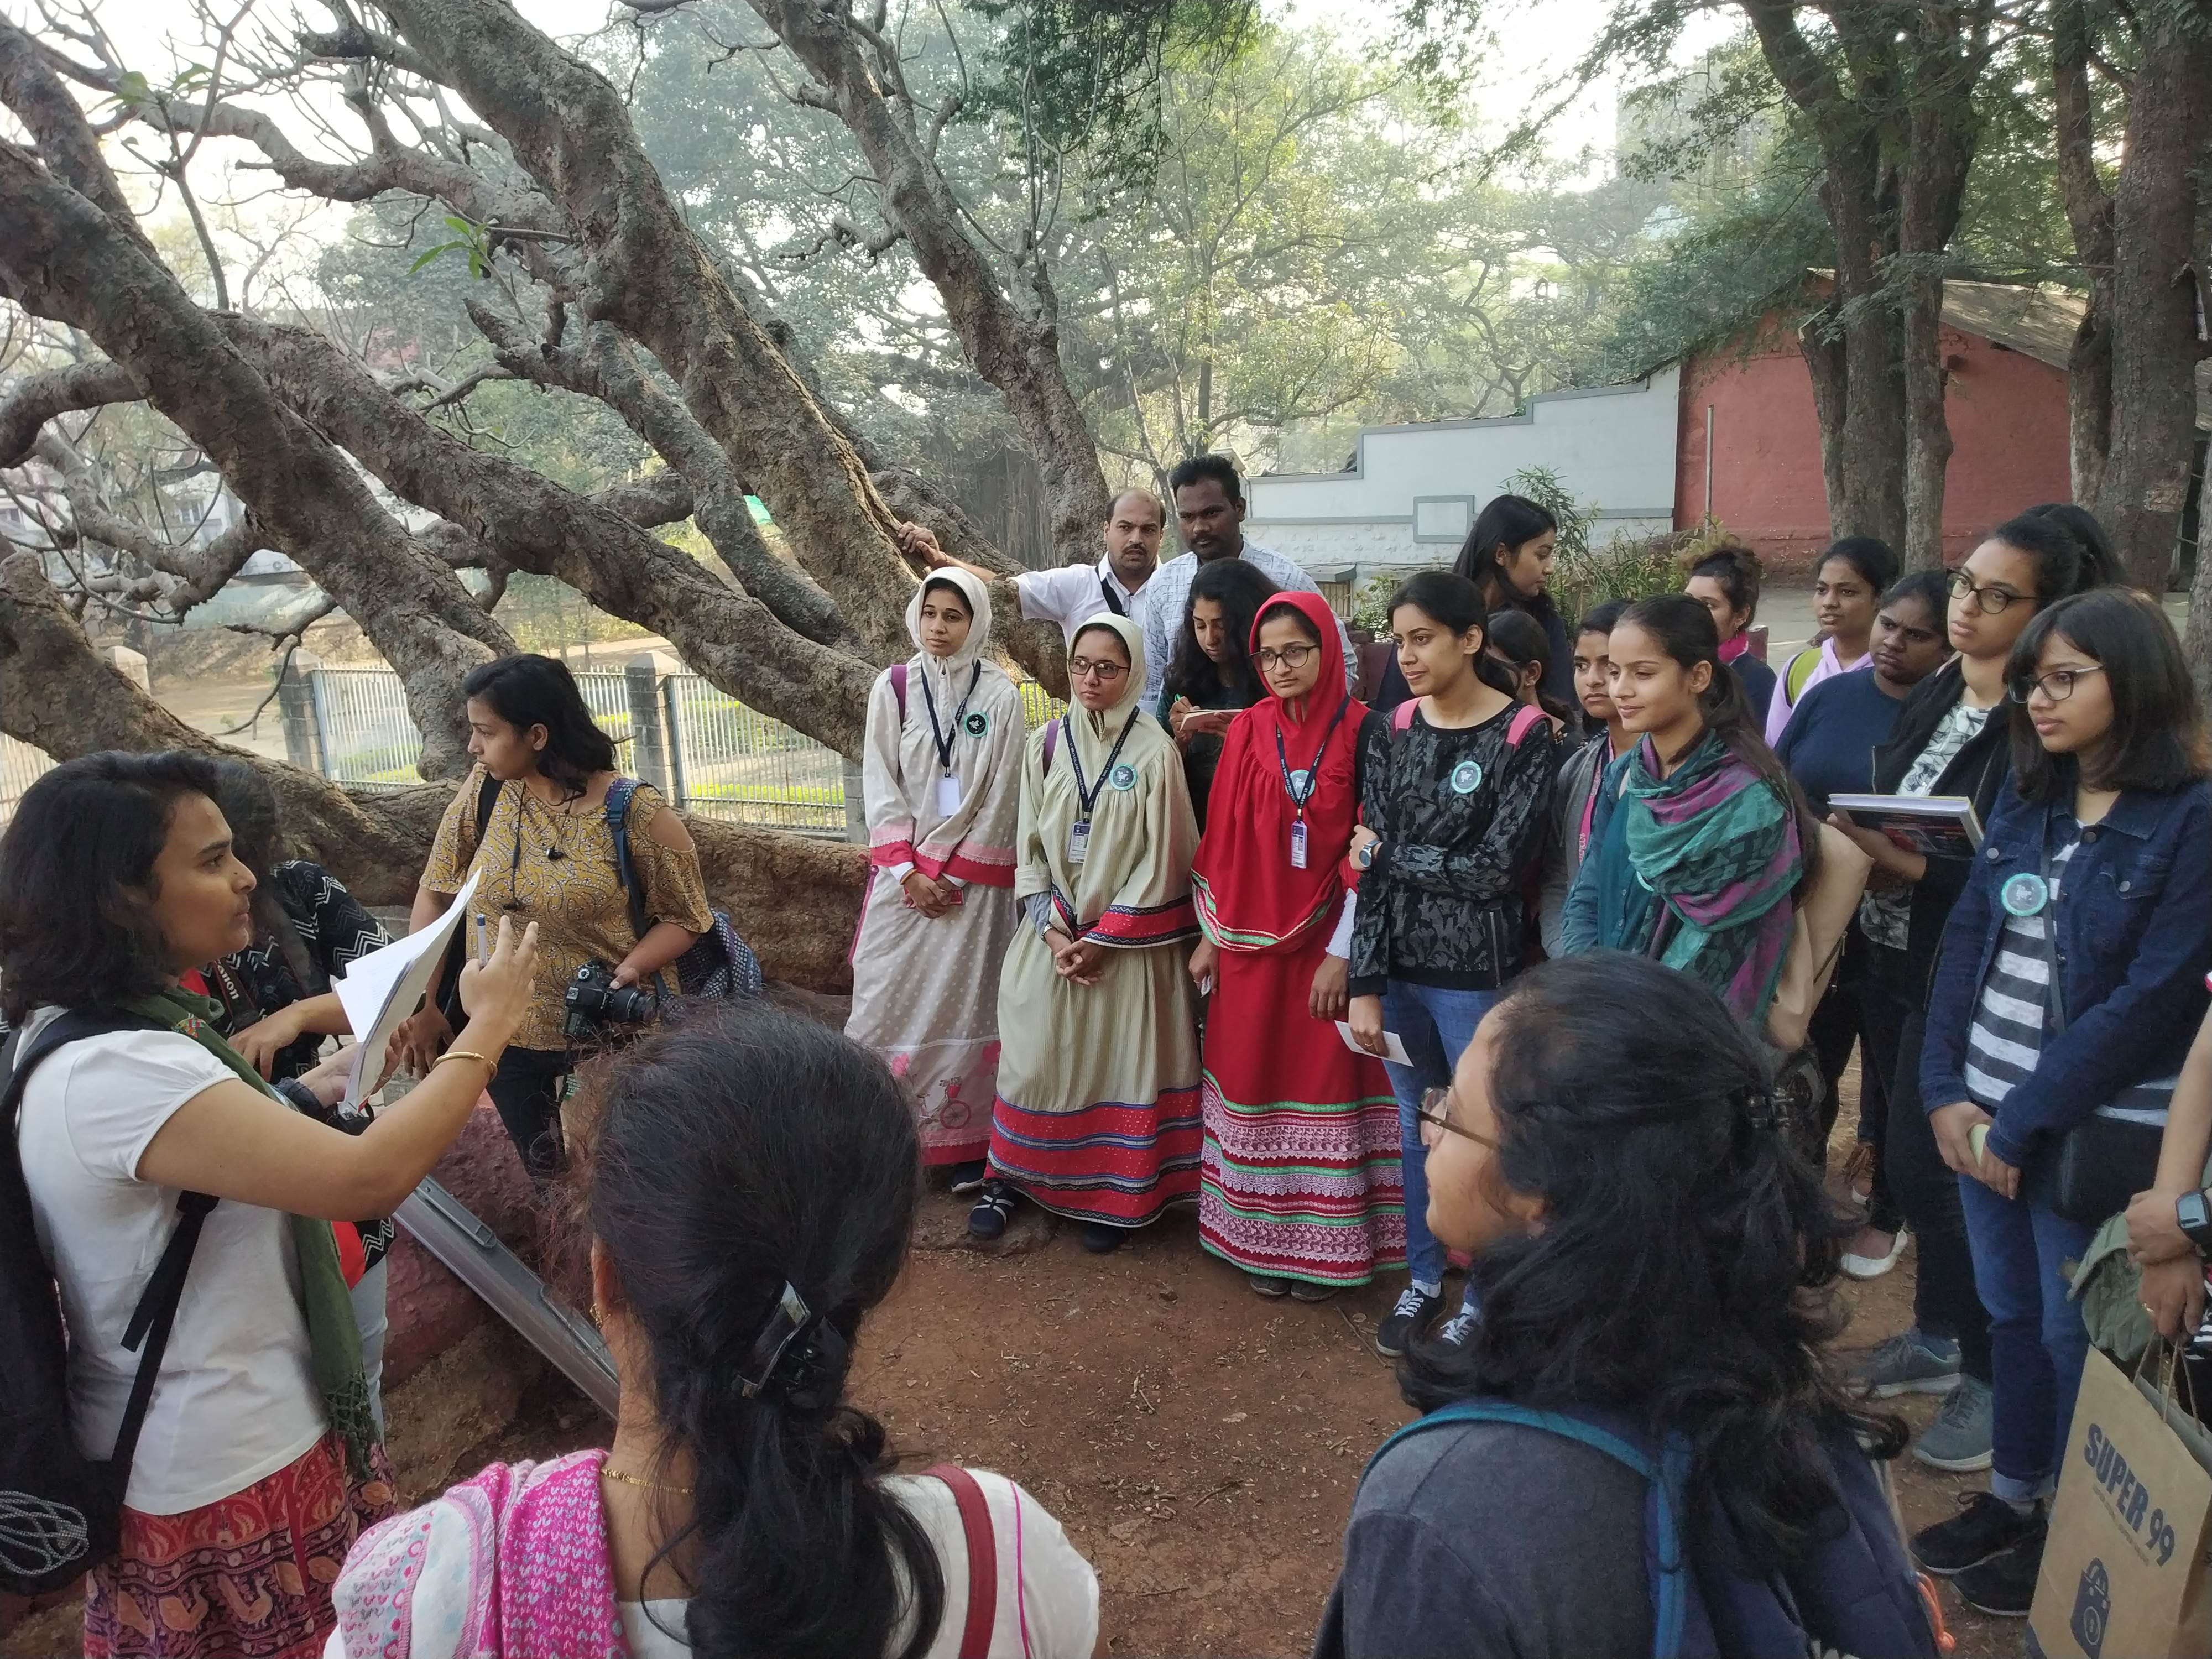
[1486,608,1577,728]
[2021,502,2122,587]
[1988,508,2124,603]
[1615,594,1821,882]
[1402,953,1904,1572]
[565,1006,945,1659]
[462,653,619,800]
[1685,542,1763,628]
[1388,568,1525,702]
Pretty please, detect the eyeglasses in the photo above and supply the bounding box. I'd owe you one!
[1254,643,1317,671]
[1068,657,1128,682]
[1948,570,2036,615]
[1416,1086,1501,1153]
[2009,664,2105,704]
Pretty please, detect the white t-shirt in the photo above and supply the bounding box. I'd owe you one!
[611,1471,1098,1658]
[14,1009,326,1514]
[1013,556,1146,645]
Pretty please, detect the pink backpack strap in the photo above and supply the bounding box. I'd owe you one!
[1391,698,1417,734]
[1504,703,1547,747]
[889,662,907,720]
[1042,718,1061,774]
[924,1464,999,1659]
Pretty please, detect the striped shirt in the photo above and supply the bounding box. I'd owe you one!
[1963,834,2078,1110]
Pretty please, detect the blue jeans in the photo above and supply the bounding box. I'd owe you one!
[1380,980,1501,1306]
[1958,1174,2094,1502]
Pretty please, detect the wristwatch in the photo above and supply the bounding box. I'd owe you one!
[1355,840,1378,870]
[2178,1188,2212,1257]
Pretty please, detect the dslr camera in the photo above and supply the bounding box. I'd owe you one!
[563,961,658,1041]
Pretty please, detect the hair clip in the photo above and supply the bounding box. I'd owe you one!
[738,1281,850,1411]
[1739,1086,1787,1135]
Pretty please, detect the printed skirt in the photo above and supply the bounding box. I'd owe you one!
[82,1434,394,1659]
[1199,935,1405,1286]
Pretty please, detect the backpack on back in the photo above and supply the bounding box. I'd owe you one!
[1,1013,216,1597]
[1361,1400,1941,1659]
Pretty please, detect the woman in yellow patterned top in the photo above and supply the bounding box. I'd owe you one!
[390,655,712,1182]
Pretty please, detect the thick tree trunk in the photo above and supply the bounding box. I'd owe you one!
[0,554,868,988]
[2049,0,2115,505]
[0,137,508,779]
[742,0,1113,568]
[2096,2,2212,592]
[374,0,926,664]
[1817,159,1909,550]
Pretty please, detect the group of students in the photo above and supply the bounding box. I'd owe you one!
[8,459,2212,1656]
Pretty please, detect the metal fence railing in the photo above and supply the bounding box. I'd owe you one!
[1,734,55,825]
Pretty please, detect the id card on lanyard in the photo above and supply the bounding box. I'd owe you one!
[1276,695,1351,870]
[1063,711,1138,865]
[919,661,981,822]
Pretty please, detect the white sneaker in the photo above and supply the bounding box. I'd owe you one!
[1435,1308,1480,1349]
[1841,1228,1907,1281]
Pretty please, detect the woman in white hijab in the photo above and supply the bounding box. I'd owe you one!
[971,613,1204,1254]
[846,568,1027,1185]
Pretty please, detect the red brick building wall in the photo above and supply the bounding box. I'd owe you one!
[1673,317,2073,573]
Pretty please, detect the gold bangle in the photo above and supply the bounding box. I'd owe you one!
[434,1048,498,1082]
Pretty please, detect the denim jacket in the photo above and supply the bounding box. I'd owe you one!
[1920,776,2212,1168]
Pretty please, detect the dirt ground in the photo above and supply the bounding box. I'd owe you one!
[463,1080,2010,1659]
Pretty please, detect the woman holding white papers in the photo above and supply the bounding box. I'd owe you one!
[0,750,538,1659]
[1342,571,1558,1360]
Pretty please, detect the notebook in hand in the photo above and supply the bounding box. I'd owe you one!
[1828,792,1984,857]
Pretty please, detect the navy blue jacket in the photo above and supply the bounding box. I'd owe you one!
[1921,776,2212,1169]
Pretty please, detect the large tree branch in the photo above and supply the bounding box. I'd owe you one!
[0,357,140,467]
[0,126,507,777]
[374,0,930,662]
[224,314,877,758]
[0,550,865,987]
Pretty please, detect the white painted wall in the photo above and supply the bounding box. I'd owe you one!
[1246,368,1682,576]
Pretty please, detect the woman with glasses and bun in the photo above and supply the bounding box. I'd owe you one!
[1910,591,2210,1617]
[326,1004,1099,1659]
[970,615,1203,1255]
[1828,513,2120,1479]
[1316,953,1937,1659]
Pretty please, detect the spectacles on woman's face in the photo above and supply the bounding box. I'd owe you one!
[2008,664,2105,704]
[1068,656,1128,682]
[1948,570,2035,615]
[1254,643,1317,671]
[1417,1085,1500,1153]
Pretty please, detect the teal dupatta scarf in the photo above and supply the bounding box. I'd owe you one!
[129,987,378,1481]
[1588,729,1803,1025]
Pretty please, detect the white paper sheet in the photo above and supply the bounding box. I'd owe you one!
[1335,1021,1411,1066]
[338,869,481,1099]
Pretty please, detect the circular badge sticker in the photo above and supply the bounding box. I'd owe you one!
[962,710,990,737]
[1449,760,1484,795]
[1288,768,1312,797]
[1109,763,1139,791]
[2000,872,2050,918]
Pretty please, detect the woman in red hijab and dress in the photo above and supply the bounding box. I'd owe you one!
[1188,592,1404,1301]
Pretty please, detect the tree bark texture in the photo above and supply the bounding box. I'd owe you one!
[2095,1,2212,592]
[741,0,1113,569]
[0,554,867,988]
[2049,0,2115,507]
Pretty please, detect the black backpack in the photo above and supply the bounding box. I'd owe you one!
[0,1013,217,1597]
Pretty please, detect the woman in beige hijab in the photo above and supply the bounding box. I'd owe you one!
[971,614,1203,1253]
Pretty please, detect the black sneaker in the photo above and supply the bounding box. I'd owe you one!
[946,1160,990,1196]
[967,1180,1016,1240]
[1913,1493,2043,1578]
[1375,1287,1439,1358]
[1953,1524,2047,1617]
[1077,1220,1124,1254]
